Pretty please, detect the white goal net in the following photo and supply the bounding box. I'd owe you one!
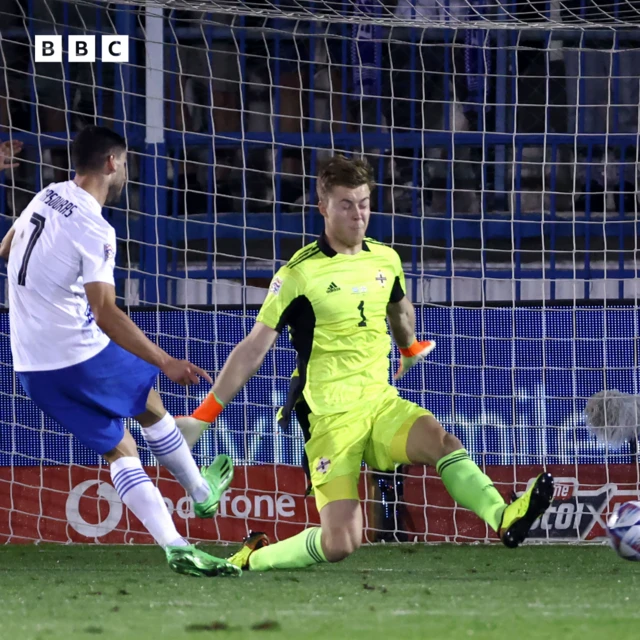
[1,0,639,545]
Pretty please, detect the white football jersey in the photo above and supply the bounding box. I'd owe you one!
[8,181,116,371]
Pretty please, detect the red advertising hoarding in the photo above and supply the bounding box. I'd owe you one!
[1,464,638,544]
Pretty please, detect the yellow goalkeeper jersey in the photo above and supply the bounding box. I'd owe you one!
[257,233,406,416]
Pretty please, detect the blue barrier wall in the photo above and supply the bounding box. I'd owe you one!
[0,306,636,468]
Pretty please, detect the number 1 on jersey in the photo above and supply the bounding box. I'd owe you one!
[357,300,367,327]
[18,213,46,286]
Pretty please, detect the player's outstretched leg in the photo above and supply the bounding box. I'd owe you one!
[407,415,553,546]
[435,448,508,532]
[106,431,240,577]
[436,450,554,548]
[228,497,360,571]
[228,527,329,571]
[137,391,233,519]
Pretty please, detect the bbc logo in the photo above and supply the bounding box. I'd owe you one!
[35,35,129,63]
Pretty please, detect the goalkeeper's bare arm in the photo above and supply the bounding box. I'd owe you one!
[386,295,436,379]
[177,321,277,447]
[210,322,278,404]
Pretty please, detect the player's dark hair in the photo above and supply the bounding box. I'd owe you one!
[317,155,375,202]
[71,126,127,174]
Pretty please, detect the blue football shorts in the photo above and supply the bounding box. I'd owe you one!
[18,341,159,455]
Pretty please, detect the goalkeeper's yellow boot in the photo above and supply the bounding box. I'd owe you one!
[166,544,242,577]
[228,532,270,570]
[499,472,554,548]
[193,454,234,519]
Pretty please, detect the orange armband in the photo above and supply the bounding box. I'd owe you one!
[399,339,426,357]
[192,391,225,424]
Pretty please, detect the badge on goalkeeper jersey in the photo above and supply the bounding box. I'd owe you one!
[269,276,283,296]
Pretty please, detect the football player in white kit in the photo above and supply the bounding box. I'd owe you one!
[0,126,239,577]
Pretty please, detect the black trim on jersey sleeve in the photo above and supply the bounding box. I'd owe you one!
[276,295,316,436]
[294,397,313,489]
[389,275,405,303]
[275,295,306,333]
[288,244,320,269]
[259,268,309,332]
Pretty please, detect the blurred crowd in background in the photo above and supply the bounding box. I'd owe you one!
[0,0,639,220]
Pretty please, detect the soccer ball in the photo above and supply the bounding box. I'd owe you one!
[606,501,640,561]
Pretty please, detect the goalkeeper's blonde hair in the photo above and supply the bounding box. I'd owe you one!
[316,155,375,203]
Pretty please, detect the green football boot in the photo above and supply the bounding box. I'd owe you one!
[499,472,554,548]
[193,454,234,519]
[166,544,241,577]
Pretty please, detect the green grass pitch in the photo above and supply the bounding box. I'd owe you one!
[2,544,640,639]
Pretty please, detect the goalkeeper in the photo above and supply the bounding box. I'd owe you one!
[180,156,554,570]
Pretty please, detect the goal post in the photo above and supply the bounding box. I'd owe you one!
[1,0,639,545]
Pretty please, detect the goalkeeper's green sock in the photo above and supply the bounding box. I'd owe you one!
[437,449,506,532]
[249,527,326,572]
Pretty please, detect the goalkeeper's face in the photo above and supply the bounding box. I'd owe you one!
[320,184,371,248]
[106,150,127,204]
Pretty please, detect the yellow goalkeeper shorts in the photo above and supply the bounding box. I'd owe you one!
[305,385,431,512]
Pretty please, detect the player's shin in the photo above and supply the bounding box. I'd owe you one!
[245,528,327,572]
[110,456,187,547]
[141,412,211,503]
[436,449,506,532]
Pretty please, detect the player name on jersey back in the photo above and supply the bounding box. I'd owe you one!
[7,181,116,372]
[39,187,80,218]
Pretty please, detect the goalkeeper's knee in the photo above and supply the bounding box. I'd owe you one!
[321,528,361,563]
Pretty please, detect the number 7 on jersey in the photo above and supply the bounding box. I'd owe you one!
[17,213,46,286]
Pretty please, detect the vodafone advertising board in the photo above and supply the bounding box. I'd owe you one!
[1,464,639,544]
[0,465,319,544]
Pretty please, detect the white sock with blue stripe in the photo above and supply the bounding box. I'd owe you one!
[110,456,187,548]
[142,413,211,504]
